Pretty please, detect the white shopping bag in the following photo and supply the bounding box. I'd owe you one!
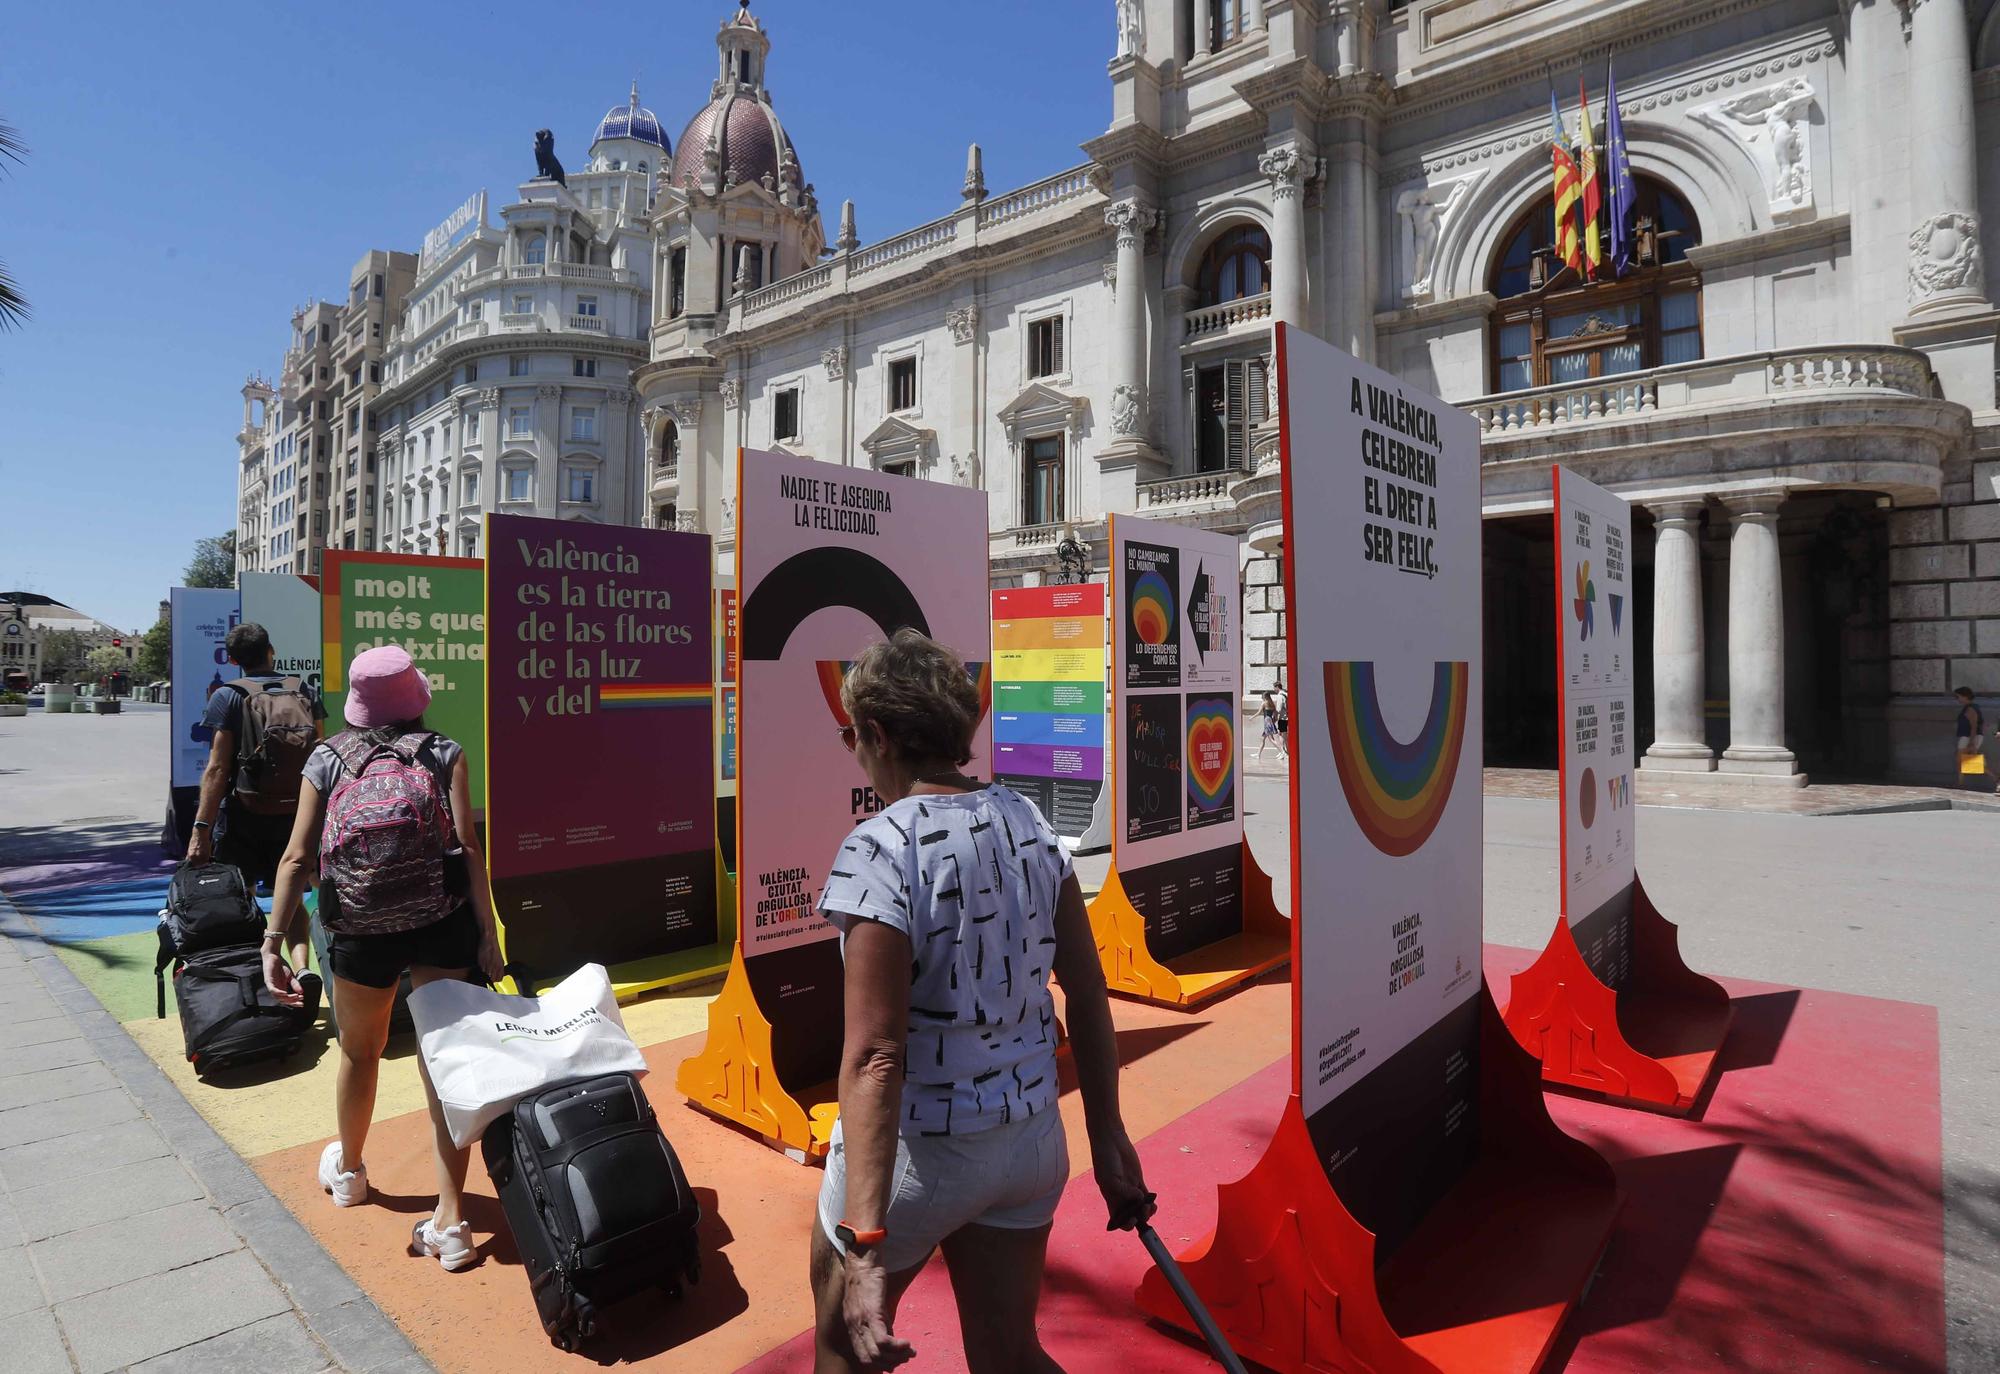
[407,964,648,1148]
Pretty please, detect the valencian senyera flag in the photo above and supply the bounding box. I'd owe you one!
[1605,61,1637,276]
[1550,90,1582,275]
[1577,78,1603,280]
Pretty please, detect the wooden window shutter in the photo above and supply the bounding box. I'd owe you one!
[1225,359,1248,470]
[1053,317,1065,374]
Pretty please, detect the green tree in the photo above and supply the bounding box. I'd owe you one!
[39,629,88,681]
[183,532,238,589]
[84,645,131,688]
[0,119,25,329]
[137,614,171,681]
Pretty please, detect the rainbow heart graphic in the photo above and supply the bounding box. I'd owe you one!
[1573,560,1596,640]
[1185,701,1235,809]
[1130,570,1175,646]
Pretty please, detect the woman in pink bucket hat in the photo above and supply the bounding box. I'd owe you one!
[261,644,505,1273]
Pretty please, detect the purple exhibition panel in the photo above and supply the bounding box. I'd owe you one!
[485,513,719,983]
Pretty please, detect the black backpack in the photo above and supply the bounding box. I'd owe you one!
[154,862,264,1019]
[482,1074,701,1351]
[170,944,314,1074]
[230,676,317,813]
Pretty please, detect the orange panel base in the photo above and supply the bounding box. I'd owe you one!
[1503,878,1733,1115]
[1137,990,1618,1374]
[675,942,837,1162]
[1087,839,1292,1011]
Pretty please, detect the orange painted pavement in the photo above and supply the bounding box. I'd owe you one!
[248,971,1292,1372]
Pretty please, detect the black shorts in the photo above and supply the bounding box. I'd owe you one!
[325,903,481,989]
[216,803,295,893]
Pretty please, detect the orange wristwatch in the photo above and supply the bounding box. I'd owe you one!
[835,1222,888,1250]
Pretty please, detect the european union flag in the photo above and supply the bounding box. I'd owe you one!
[1605,61,1638,275]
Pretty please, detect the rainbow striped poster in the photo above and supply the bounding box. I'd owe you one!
[991,584,1106,844]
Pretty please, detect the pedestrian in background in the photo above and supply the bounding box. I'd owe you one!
[1257,689,1281,762]
[187,622,322,1005]
[1955,685,1986,789]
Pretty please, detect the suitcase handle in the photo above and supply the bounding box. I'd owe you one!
[1136,1223,1249,1374]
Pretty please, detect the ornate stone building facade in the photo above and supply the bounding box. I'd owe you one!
[368,93,663,556]
[236,92,663,570]
[238,2,2000,783]
[633,0,2000,784]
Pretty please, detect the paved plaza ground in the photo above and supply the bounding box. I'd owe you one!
[0,708,1993,1371]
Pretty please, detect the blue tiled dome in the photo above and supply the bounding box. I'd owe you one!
[594,84,670,153]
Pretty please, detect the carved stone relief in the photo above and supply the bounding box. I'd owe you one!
[1690,77,1817,224]
[1393,169,1486,302]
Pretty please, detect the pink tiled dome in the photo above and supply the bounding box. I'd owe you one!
[668,93,798,191]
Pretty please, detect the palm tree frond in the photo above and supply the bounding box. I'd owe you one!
[0,119,22,167]
[0,262,27,329]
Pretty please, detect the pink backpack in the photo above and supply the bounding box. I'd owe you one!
[319,732,452,935]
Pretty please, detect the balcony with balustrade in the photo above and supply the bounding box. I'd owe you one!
[732,166,1103,331]
[1466,345,1968,510]
[1182,292,1271,346]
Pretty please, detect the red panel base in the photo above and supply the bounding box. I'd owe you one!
[1136,990,1619,1374]
[1503,878,1733,1115]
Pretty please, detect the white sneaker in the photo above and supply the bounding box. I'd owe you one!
[317,1141,368,1207]
[409,1217,477,1272]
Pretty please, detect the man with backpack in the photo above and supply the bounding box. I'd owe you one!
[187,622,323,994]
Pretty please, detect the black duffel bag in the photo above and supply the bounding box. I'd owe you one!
[171,943,313,1074]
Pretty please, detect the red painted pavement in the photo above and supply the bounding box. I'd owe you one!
[739,954,1943,1373]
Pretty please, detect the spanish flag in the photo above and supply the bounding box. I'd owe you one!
[1577,78,1603,280]
[1550,91,1581,275]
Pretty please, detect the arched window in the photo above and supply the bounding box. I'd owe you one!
[658,420,680,478]
[1489,177,1703,393]
[524,235,546,266]
[1196,225,1271,307]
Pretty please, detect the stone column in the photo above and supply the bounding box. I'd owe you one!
[1105,199,1158,448]
[1641,501,1714,772]
[1261,144,1310,330]
[1246,0,1266,31]
[1719,492,1803,781]
[1905,0,1987,316]
[534,385,563,519]
[1194,0,1213,59]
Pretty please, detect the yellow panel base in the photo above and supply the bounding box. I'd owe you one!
[674,941,837,1162]
[1085,838,1292,1011]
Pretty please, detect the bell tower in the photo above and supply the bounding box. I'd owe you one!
[716,1,771,95]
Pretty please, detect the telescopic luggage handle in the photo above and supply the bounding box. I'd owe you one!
[1109,1194,1249,1374]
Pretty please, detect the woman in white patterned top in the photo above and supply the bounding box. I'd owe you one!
[811,629,1153,1373]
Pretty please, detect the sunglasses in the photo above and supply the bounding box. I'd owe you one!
[837,723,859,752]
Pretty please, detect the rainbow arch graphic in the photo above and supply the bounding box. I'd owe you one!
[1322,661,1471,858]
[815,659,994,728]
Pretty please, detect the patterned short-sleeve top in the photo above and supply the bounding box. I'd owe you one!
[818,784,1074,1138]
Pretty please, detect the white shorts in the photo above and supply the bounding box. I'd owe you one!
[817,1107,1069,1274]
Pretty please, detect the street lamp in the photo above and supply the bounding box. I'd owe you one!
[1054,525,1091,585]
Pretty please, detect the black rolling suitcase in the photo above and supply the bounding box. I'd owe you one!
[481,1073,701,1351]
[171,944,313,1073]
[155,862,313,1074]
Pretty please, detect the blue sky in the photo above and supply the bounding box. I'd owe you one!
[0,1,1111,632]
